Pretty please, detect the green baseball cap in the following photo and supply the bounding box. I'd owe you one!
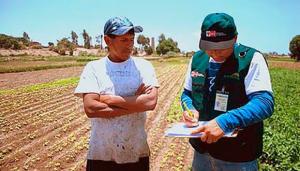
[199,13,238,51]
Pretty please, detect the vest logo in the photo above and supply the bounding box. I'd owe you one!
[191,71,204,78]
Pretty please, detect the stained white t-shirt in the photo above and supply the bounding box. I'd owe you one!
[184,52,273,95]
[74,56,159,163]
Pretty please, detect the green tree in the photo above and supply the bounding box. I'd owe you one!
[71,31,78,46]
[158,34,166,43]
[156,34,180,55]
[55,38,76,55]
[23,32,30,42]
[144,45,153,55]
[48,42,54,47]
[137,35,149,47]
[137,34,152,54]
[95,34,103,49]
[82,29,91,49]
[289,35,300,61]
[0,34,24,50]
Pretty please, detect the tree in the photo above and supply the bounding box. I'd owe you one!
[137,34,151,50]
[289,35,300,61]
[71,31,78,46]
[158,34,166,43]
[54,38,76,55]
[95,34,103,49]
[136,34,153,55]
[82,29,91,49]
[137,35,149,47]
[48,42,54,47]
[144,45,153,55]
[23,32,30,42]
[156,34,180,55]
[0,34,25,50]
[132,47,138,56]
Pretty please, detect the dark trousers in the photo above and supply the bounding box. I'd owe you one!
[86,157,149,171]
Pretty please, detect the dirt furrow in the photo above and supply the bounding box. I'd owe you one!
[146,65,186,129]
[0,112,88,169]
[0,102,78,147]
[0,66,83,90]
[148,67,187,170]
[0,88,74,118]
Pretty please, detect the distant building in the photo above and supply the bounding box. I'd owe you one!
[151,37,155,52]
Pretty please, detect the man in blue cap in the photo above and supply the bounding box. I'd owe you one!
[74,16,159,171]
[181,13,274,170]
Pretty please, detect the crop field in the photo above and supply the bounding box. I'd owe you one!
[0,57,299,170]
[0,56,99,73]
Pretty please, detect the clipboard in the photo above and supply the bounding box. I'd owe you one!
[164,122,236,138]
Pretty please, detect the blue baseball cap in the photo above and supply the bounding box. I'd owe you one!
[104,16,143,36]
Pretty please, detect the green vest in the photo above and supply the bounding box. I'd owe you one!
[189,44,264,162]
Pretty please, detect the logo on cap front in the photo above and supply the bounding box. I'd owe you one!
[205,30,227,37]
[206,31,217,37]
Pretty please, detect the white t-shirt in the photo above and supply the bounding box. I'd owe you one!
[184,52,273,95]
[74,56,159,163]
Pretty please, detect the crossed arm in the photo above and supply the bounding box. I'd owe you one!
[83,84,158,118]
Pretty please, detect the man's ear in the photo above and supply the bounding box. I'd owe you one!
[104,35,111,46]
[234,35,238,43]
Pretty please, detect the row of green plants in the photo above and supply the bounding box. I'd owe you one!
[0,77,79,95]
[0,63,85,73]
[260,68,300,170]
[0,56,100,73]
[0,56,100,62]
[164,67,299,170]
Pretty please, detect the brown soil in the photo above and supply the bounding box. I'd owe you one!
[0,48,103,57]
[269,61,300,70]
[0,66,83,90]
[0,62,194,170]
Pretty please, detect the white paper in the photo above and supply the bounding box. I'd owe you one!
[165,122,235,138]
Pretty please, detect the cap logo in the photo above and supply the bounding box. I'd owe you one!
[206,30,216,37]
[206,30,227,37]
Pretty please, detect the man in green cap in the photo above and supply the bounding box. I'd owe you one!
[181,13,274,170]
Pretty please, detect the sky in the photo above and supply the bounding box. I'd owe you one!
[1,0,299,54]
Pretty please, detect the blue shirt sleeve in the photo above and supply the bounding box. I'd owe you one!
[215,91,275,133]
[181,88,195,111]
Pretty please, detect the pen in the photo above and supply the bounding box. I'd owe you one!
[183,102,194,118]
[183,102,199,126]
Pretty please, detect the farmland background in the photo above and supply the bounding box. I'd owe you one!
[0,56,299,171]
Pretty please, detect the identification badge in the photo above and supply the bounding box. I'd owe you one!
[214,90,229,112]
